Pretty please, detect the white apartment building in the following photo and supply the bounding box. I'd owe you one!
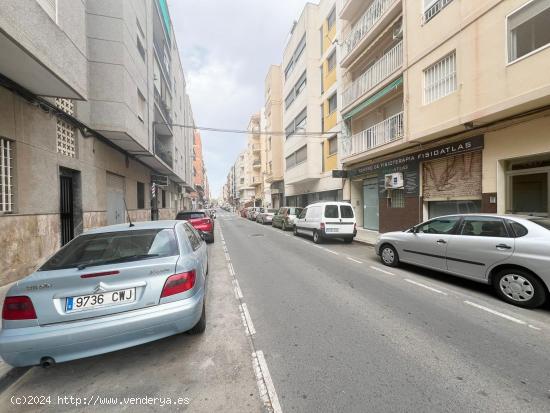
[282,1,344,207]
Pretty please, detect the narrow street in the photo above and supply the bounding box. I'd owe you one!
[218,211,550,413]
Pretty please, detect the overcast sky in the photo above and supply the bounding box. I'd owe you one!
[169,0,310,199]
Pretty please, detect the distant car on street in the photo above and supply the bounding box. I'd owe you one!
[257,209,278,225]
[176,211,214,243]
[0,220,208,367]
[294,202,357,244]
[376,214,550,308]
[272,207,304,231]
[240,208,250,218]
[247,207,262,221]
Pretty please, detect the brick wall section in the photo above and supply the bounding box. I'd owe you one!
[379,196,422,233]
[482,193,498,213]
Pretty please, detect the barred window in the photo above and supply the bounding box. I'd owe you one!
[55,98,76,158]
[390,189,405,208]
[0,138,14,213]
[423,51,456,104]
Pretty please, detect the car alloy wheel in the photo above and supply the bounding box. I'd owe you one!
[499,274,535,303]
[313,230,322,244]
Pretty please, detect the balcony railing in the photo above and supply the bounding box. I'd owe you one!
[342,41,403,108]
[251,143,261,152]
[342,111,403,158]
[154,87,172,125]
[342,0,394,61]
[253,159,261,168]
[423,0,454,23]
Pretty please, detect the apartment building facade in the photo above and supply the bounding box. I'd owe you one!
[338,0,550,233]
[282,1,344,208]
[191,129,206,208]
[0,0,196,285]
[264,65,285,208]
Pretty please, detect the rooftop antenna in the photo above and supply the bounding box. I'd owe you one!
[123,198,135,227]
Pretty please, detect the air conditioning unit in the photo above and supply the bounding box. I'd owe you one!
[384,172,404,189]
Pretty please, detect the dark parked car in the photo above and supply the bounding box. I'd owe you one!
[176,211,214,243]
[272,207,303,231]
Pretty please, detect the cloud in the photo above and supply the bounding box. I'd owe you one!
[169,0,310,198]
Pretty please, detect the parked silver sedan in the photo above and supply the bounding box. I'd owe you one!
[256,209,278,225]
[0,220,208,367]
[376,214,550,308]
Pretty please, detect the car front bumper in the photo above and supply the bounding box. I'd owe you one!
[0,291,204,367]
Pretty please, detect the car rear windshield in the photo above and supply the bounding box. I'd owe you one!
[176,212,206,220]
[325,205,339,218]
[530,218,550,230]
[40,229,179,271]
[340,205,354,218]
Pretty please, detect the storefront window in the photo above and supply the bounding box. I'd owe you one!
[511,173,548,215]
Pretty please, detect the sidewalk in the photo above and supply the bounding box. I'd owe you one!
[354,228,379,246]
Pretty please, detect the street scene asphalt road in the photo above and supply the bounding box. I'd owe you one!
[217,211,550,413]
[0,225,263,413]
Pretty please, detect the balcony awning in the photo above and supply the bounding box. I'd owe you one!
[343,77,403,121]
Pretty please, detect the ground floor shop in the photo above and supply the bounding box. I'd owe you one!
[344,114,550,233]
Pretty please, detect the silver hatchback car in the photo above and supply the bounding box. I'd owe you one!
[376,214,550,308]
[0,220,208,367]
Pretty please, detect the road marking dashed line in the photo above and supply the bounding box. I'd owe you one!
[228,262,235,276]
[323,248,339,255]
[233,279,244,299]
[369,266,395,275]
[253,351,283,413]
[405,279,448,295]
[464,301,526,325]
[528,324,542,331]
[347,257,362,264]
[240,303,256,336]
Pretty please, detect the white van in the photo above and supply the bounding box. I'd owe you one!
[293,202,357,244]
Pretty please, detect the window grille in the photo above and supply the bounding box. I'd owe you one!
[55,98,76,157]
[0,138,14,213]
[423,51,457,104]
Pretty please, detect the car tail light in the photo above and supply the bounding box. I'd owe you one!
[320,223,326,230]
[161,270,196,298]
[3,296,37,320]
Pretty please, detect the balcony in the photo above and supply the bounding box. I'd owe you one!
[341,0,400,68]
[342,41,403,109]
[342,111,403,158]
[424,0,454,23]
[154,136,173,168]
[253,159,261,169]
[340,0,367,21]
[154,86,172,127]
[252,143,261,152]
[251,176,262,186]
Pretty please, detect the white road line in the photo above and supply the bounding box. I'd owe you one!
[464,301,526,325]
[228,262,235,277]
[224,252,231,262]
[323,248,339,255]
[233,279,244,299]
[528,324,542,331]
[347,257,363,264]
[254,351,283,413]
[369,266,395,275]
[240,303,256,336]
[405,279,448,295]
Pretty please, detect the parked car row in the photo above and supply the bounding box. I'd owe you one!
[239,203,550,309]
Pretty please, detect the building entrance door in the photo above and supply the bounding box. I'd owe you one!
[363,177,379,231]
[107,172,126,225]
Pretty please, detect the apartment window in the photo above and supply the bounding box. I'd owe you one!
[423,51,457,104]
[137,182,145,209]
[55,98,76,158]
[286,145,308,170]
[285,107,307,138]
[284,34,307,79]
[328,93,337,114]
[328,136,338,156]
[327,50,337,72]
[136,36,146,61]
[37,0,57,23]
[0,138,14,213]
[137,89,146,122]
[285,71,307,110]
[390,189,405,208]
[507,0,550,63]
[327,7,336,31]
